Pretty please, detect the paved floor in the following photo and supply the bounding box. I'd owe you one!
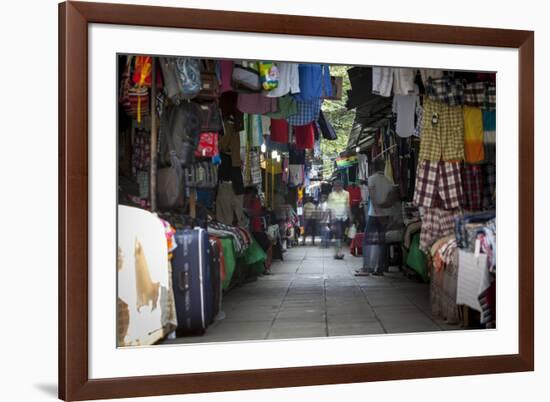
[162,243,461,344]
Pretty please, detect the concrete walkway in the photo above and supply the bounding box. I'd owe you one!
[163,244,460,344]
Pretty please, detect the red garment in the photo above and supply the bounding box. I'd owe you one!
[270,118,289,143]
[347,185,362,207]
[246,197,263,232]
[294,122,315,150]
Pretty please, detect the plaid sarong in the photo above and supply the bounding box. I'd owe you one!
[414,160,464,210]
[419,207,461,252]
[461,164,484,211]
[425,76,465,106]
[464,82,487,108]
[464,81,496,110]
[482,163,496,210]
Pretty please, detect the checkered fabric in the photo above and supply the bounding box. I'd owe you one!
[287,98,322,126]
[243,150,262,186]
[464,82,487,108]
[486,84,496,110]
[461,164,484,211]
[418,98,464,161]
[419,207,461,252]
[425,76,465,106]
[482,163,496,210]
[413,160,464,210]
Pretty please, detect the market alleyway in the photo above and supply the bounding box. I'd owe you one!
[162,244,459,344]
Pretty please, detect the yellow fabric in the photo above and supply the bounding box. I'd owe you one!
[260,157,282,174]
[463,106,485,163]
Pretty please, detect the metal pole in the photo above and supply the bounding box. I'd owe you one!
[149,58,158,212]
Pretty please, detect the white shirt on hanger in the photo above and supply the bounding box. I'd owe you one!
[265,62,300,98]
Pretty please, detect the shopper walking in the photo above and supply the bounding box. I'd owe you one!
[302,197,319,245]
[327,180,350,259]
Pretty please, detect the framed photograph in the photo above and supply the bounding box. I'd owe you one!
[59,1,534,400]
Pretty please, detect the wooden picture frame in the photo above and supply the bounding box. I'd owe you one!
[59,1,534,400]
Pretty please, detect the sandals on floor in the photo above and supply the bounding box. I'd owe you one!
[354,270,370,276]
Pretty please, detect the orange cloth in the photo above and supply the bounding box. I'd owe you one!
[463,106,484,163]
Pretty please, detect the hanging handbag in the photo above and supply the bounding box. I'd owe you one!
[157,164,185,210]
[232,62,262,93]
[159,57,201,101]
[317,110,337,140]
[197,60,220,100]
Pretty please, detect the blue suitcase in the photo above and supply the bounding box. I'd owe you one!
[172,228,212,334]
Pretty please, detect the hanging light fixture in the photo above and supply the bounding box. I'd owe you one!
[271,150,278,160]
[261,143,267,153]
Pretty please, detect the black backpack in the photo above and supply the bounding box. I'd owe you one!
[159,102,202,167]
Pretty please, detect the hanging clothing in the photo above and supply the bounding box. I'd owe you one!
[216,182,246,227]
[424,76,465,106]
[393,94,417,138]
[287,98,323,126]
[419,69,444,86]
[265,62,300,98]
[357,153,369,182]
[288,164,305,187]
[392,68,416,95]
[219,121,241,167]
[418,98,464,161]
[294,122,315,150]
[270,118,289,143]
[372,67,393,97]
[219,60,234,93]
[293,64,331,101]
[463,106,485,163]
[413,160,464,210]
[462,164,484,211]
[482,110,496,163]
[419,207,462,252]
[237,93,278,115]
[264,95,298,119]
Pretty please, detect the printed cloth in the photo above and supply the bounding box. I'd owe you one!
[425,76,465,106]
[237,93,278,115]
[413,160,464,210]
[208,220,251,254]
[287,98,323,126]
[418,98,464,161]
[482,163,496,210]
[461,164,484,211]
[419,207,461,252]
[242,150,262,186]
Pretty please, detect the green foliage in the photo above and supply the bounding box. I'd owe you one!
[320,65,354,178]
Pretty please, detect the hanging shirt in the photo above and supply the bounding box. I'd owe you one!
[463,106,485,163]
[270,118,289,143]
[265,62,300,98]
[357,153,369,182]
[293,64,332,101]
[264,95,298,119]
[393,94,417,138]
[287,98,323,126]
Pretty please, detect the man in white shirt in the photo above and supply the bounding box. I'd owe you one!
[327,180,350,259]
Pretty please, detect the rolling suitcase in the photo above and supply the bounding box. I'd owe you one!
[172,228,211,334]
